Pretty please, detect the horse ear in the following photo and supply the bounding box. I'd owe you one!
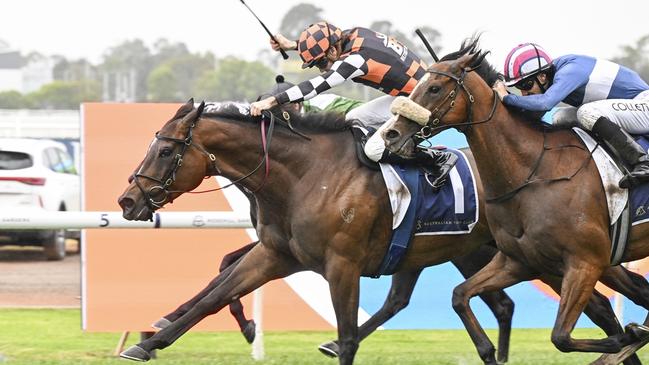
[456,54,475,71]
[170,99,196,121]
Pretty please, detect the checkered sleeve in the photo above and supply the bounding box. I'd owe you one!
[275,54,367,104]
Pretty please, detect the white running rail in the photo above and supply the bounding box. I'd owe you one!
[0,211,253,229]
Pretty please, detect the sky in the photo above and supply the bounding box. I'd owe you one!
[1,0,647,70]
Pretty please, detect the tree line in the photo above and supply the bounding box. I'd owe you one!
[0,2,647,110]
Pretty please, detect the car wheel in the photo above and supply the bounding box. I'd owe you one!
[43,228,66,261]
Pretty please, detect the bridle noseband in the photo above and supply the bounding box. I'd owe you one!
[414,68,498,141]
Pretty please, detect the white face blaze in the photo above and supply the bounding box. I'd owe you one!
[139,137,158,175]
[410,72,430,99]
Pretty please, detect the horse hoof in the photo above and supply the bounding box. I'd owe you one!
[242,320,256,344]
[151,317,172,330]
[120,345,151,362]
[625,323,649,340]
[318,341,339,358]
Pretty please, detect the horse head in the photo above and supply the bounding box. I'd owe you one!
[382,42,497,158]
[118,99,213,220]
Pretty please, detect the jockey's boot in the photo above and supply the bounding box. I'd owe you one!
[414,148,459,189]
[378,148,458,190]
[592,116,649,189]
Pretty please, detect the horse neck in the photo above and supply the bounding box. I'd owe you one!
[197,117,356,207]
[462,100,546,199]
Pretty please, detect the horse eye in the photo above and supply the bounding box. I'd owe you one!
[159,148,173,158]
[428,86,441,94]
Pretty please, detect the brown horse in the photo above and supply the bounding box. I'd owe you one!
[116,100,645,365]
[382,38,649,364]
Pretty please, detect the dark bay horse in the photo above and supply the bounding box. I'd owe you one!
[117,100,644,365]
[382,39,649,365]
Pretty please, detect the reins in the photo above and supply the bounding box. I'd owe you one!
[485,131,598,203]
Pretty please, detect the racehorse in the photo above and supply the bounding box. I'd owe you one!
[381,38,649,365]
[117,99,646,365]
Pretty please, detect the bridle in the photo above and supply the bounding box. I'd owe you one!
[132,110,284,211]
[414,67,498,141]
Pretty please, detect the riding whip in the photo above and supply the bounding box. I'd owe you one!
[239,0,289,60]
[415,28,439,63]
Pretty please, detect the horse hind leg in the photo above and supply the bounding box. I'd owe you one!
[120,244,300,362]
[219,243,259,344]
[590,265,649,365]
[549,263,628,355]
[538,271,641,365]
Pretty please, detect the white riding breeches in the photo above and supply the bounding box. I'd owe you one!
[345,94,397,162]
[576,90,649,133]
[346,95,396,130]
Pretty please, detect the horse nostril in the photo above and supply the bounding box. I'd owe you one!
[385,129,400,141]
[118,196,134,211]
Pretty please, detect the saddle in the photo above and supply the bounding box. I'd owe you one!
[350,127,380,171]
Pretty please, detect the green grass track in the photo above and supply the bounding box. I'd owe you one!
[1,308,648,364]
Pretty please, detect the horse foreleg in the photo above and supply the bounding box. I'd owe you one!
[318,269,422,358]
[453,244,515,364]
[325,255,361,365]
[550,263,624,354]
[154,241,258,344]
[153,255,241,328]
[120,244,300,362]
[451,252,534,365]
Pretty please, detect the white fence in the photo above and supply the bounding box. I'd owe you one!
[0,210,264,360]
[0,211,252,229]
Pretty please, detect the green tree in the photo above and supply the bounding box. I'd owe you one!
[147,65,179,102]
[147,52,215,102]
[100,39,152,101]
[612,34,649,83]
[53,57,97,82]
[28,80,100,109]
[279,3,324,40]
[193,57,275,102]
[0,91,30,109]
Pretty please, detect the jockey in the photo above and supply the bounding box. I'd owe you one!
[266,74,365,115]
[493,43,649,188]
[250,21,458,189]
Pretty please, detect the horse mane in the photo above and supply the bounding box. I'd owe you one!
[201,102,353,133]
[439,35,502,88]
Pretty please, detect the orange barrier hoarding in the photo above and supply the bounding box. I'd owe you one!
[82,103,332,332]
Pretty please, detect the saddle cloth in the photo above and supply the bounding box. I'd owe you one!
[373,148,478,276]
[571,128,649,228]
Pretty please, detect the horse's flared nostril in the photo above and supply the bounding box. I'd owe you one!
[385,129,400,141]
[118,196,134,212]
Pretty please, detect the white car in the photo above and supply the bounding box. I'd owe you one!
[0,138,80,260]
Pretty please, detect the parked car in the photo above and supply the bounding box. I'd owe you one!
[0,138,80,260]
